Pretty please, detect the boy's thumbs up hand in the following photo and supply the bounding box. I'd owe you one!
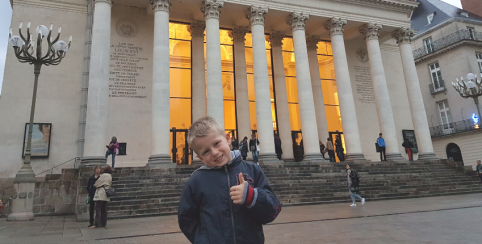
[230,173,246,205]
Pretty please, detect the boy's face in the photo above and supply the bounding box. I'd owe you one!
[192,130,232,168]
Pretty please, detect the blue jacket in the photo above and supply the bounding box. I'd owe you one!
[178,151,282,244]
[377,137,386,147]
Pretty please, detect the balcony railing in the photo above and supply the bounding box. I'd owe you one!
[413,29,482,59]
[429,119,477,138]
[429,79,446,95]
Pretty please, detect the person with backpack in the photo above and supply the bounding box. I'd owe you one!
[239,136,249,160]
[249,134,260,164]
[346,164,365,207]
[402,137,414,161]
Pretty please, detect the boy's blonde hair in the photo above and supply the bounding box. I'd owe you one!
[187,117,225,145]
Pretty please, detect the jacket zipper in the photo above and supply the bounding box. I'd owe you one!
[225,166,237,244]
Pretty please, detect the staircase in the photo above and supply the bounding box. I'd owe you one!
[91,160,481,219]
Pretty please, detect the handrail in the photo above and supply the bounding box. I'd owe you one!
[429,119,477,138]
[413,29,482,59]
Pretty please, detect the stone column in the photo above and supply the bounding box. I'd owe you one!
[230,27,252,146]
[189,21,207,121]
[306,35,330,148]
[324,18,366,161]
[148,0,173,166]
[246,6,279,162]
[201,0,224,128]
[359,23,404,161]
[82,0,112,165]
[392,28,437,160]
[270,32,295,161]
[287,13,324,162]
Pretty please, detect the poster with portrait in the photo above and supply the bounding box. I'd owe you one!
[402,130,418,152]
[22,123,51,158]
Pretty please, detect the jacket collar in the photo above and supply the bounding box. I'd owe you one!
[199,150,242,170]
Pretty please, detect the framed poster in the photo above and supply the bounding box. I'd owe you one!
[22,123,51,158]
[402,129,418,150]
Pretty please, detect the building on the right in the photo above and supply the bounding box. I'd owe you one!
[411,0,482,168]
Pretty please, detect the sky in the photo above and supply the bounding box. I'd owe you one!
[0,0,464,95]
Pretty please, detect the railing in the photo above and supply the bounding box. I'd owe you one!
[413,30,482,59]
[429,80,446,95]
[429,119,477,138]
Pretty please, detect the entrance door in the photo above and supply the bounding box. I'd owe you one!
[291,131,303,162]
[446,143,463,163]
[329,131,345,162]
[170,127,191,165]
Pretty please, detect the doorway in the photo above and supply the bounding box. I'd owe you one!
[329,131,345,162]
[446,143,463,163]
[170,127,191,165]
[291,131,303,162]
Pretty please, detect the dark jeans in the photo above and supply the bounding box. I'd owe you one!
[95,201,108,227]
[89,199,96,226]
[105,150,116,168]
[242,156,246,160]
[379,146,386,161]
[336,150,345,162]
[478,174,482,183]
[328,150,335,162]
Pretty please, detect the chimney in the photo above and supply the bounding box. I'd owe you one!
[461,0,482,17]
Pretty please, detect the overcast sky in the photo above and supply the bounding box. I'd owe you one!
[0,0,464,95]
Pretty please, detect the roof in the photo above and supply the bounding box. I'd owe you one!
[411,0,482,33]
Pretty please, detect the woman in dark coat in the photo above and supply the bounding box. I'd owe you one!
[335,135,345,162]
[346,164,365,207]
[402,138,414,161]
[240,136,249,160]
[86,166,101,227]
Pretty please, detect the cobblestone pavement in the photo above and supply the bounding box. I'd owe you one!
[1,193,481,244]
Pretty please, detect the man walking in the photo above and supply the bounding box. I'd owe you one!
[377,133,386,161]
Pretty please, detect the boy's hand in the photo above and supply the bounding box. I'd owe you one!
[230,173,246,205]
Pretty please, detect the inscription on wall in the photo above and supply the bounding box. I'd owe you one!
[354,65,374,104]
[109,42,148,99]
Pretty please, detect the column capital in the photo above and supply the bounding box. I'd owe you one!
[269,32,285,48]
[150,0,171,13]
[188,21,206,38]
[95,0,112,5]
[245,6,268,26]
[324,17,347,36]
[306,35,321,51]
[201,0,224,20]
[287,12,309,32]
[229,26,249,43]
[392,27,415,44]
[359,23,383,41]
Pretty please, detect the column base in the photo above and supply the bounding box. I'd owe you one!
[80,156,108,167]
[258,153,281,163]
[282,158,296,163]
[344,153,368,162]
[148,154,175,168]
[386,153,406,161]
[417,152,438,160]
[7,211,34,221]
[302,153,327,163]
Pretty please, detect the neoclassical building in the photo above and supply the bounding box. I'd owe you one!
[0,0,437,178]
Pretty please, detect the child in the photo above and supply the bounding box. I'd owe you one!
[178,117,282,244]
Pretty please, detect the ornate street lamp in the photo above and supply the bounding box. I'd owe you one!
[7,22,71,221]
[452,73,482,128]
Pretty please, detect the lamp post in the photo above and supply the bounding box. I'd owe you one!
[452,73,482,127]
[7,22,71,221]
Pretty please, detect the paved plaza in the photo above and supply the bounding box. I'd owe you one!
[0,193,481,244]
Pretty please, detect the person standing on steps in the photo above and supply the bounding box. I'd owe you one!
[402,138,414,161]
[240,136,249,160]
[90,166,113,229]
[86,166,101,228]
[476,160,482,183]
[105,136,119,168]
[319,140,326,160]
[377,133,386,161]
[249,133,260,164]
[231,136,239,151]
[335,135,344,162]
[274,133,283,160]
[326,137,335,162]
[346,164,365,207]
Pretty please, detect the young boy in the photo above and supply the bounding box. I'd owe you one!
[178,117,282,244]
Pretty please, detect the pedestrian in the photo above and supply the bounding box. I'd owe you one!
[335,135,344,162]
[476,160,482,183]
[274,133,282,160]
[89,166,113,229]
[231,136,239,151]
[179,117,282,243]
[346,164,365,207]
[319,140,326,159]
[86,166,101,228]
[326,137,335,162]
[376,133,386,161]
[402,137,414,161]
[249,133,260,164]
[105,136,119,168]
[240,136,249,160]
